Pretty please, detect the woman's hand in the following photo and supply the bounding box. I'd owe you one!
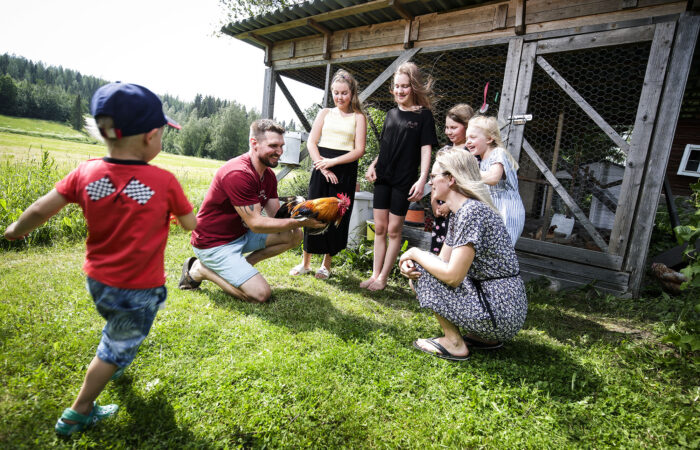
[314,157,336,171]
[365,165,377,182]
[400,258,421,280]
[436,203,450,218]
[320,168,338,184]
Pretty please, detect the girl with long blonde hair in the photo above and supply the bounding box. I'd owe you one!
[362,62,439,291]
[466,115,525,245]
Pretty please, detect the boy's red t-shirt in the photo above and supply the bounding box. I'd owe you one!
[191,153,278,249]
[55,157,193,289]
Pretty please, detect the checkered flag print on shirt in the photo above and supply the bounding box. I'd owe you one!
[123,179,155,205]
[86,176,116,201]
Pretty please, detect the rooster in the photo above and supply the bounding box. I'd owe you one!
[275,193,351,235]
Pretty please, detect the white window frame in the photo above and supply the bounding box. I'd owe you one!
[677,144,700,178]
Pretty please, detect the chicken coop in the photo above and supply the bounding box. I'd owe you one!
[222,0,700,297]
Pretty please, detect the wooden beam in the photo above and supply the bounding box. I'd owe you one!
[403,21,414,49]
[322,62,332,108]
[249,33,273,66]
[536,25,655,54]
[505,41,536,162]
[307,18,332,36]
[624,14,699,296]
[261,67,276,119]
[341,32,349,51]
[289,41,295,58]
[275,74,313,132]
[521,138,609,251]
[515,237,623,270]
[515,0,526,35]
[492,3,508,30]
[498,38,524,148]
[622,0,638,9]
[609,22,676,256]
[307,19,332,59]
[536,55,631,154]
[359,47,421,103]
[389,0,413,20]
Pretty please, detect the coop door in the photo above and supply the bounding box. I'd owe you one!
[502,23,675,265]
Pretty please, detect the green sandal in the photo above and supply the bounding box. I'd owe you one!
[55,402,119,436]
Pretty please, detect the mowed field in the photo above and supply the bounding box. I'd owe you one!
[0,115,224,203]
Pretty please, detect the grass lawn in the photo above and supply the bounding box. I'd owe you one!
[1,232,698,448]
[0,118,697,448]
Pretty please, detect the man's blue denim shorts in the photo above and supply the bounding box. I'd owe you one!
[192,230,267,288]
[87,277,166,368]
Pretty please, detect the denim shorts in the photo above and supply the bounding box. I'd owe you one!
[192,230,267,288]
[87,277,167,368]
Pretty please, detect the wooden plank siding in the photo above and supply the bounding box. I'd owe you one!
[257,0,684,68]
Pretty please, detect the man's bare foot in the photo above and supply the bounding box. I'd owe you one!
[367,278,387,291]
[359,277,376,289]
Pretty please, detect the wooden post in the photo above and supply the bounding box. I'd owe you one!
[506,41,537,162]
[609,22,676,257]
[515,0,526,35]
[498,38,524,147]
[540,111,564,241]
[275,74,312,132]
[322,62,332,108]
[623,15,699,296]
[262,67,276,119]
[359,47,421,103]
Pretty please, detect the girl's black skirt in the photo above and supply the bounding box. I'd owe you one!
[304,146,358,256]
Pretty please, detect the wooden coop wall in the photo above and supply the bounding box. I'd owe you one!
[251,1,698,296]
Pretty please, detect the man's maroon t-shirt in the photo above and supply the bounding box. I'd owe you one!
[191,153,278,249]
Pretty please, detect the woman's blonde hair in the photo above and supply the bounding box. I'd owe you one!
[446,103,474,126]
[392,61,435,110]
[468,115,519,170]
[331,69,365,116]
[435,147,498,213]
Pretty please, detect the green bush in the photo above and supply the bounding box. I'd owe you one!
[0,150,86,249]
[277,169,311,198]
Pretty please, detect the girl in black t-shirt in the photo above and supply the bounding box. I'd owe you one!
[362,62,439,291]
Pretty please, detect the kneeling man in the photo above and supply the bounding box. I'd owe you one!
[179,119,321,302]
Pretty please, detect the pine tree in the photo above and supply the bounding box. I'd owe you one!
[71,94,83,130]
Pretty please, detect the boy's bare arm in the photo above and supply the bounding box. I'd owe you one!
[4,189,69,240]
[176,212,197,231]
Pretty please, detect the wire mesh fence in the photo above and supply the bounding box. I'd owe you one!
[277,40,652,252]
[519,42,651,251]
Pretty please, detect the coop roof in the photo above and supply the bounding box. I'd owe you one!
[221,0,491,48]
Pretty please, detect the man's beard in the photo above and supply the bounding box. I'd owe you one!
[259,154,279,168]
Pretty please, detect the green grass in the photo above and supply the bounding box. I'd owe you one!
[1,237,698,448]
[0,114,90,142]
[1,117,698,448]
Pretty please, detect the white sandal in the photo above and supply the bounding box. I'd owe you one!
[289,263,312,276]
[315,266,330,279]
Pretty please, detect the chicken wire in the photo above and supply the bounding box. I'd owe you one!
[519,42,651,251]
[277,40,652,252]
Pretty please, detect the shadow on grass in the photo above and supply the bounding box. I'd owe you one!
[477,340,603,401]
[102,376,216,448]
[203,286,420,343]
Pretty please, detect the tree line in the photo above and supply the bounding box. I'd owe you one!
[0,53,287,161]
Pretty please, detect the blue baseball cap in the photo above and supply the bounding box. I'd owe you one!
[91,82,181,139]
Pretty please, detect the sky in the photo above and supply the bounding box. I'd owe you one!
[0,0,322,124]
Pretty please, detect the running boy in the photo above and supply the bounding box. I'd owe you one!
[3,82,196,436]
